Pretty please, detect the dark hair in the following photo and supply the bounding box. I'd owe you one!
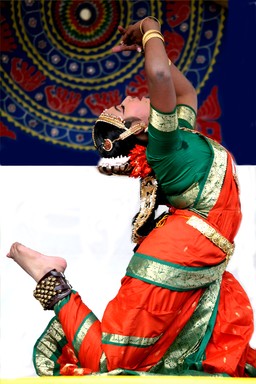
[93,120,145,158]
[93,118,168,244]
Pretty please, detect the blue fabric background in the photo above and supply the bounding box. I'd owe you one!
[0,0,255,165]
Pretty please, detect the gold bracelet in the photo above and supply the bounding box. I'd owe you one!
[140,16,161,35]
[142,29,163,40]
[142,31,164,50]
[142,30,164,43]
[142,34,165,50]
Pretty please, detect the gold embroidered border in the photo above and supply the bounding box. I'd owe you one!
[150,278,221,373]
[187,216,234,261]
[171,129,228,217]
[149,107,178,132]
[168,181,200,208]
[177,105,196,128]
[73,312,98,355]
[100,352,108,373]
[102,332,161,348]
[126,253,226,291]
[190,134,228,217]
[34,317,65,376]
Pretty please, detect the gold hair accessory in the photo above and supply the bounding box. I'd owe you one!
[140,16,161,35]
[119,121,147,140]
[102,121,147,152]
[96,110,126,130]
[97,155,132,176]
[102,138,113,152]
[142,30,165,50]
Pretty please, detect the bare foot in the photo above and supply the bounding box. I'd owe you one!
[7,242,67,282]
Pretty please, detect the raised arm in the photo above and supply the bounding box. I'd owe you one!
[169,64,197,112]
[113,17,197,113]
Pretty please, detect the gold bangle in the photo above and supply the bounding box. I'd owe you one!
[142,31,164,51]
[142,33,164,50]
[142,29,163,45]
[142,34,165,50]
[140,16,161,35]
[142,29,163,40]
[142,29,164,45]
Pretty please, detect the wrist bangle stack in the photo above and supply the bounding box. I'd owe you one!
[140,16,161,35]
[142,29,165,51]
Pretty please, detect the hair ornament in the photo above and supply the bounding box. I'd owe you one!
[96,110,126,130]
[102,138,113,152]
[95,117,147,153]
[97,156,132,176]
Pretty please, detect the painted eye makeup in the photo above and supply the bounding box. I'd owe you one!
[114,105,125,113]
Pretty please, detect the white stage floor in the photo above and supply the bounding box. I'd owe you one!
[0,166,255,378]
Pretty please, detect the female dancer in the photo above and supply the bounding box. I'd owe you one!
[7,17,256,377]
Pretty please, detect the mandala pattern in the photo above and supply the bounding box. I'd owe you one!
[0,0,226,161]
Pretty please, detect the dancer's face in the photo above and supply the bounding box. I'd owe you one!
[106,96,150,126]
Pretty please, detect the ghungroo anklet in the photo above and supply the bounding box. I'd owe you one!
[33,269,72,310]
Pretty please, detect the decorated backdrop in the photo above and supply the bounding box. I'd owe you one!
[0,0,255,165]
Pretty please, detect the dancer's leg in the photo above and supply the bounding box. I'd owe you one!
[7,242,67,282]
[7,242,103,372]
[55,291,103,372]
[203,271,256,376]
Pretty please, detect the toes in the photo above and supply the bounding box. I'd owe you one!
[7,242,22,258]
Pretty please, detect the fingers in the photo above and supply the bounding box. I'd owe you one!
[113,24,142,53]
[112,44,142,53]
[112,45,123,53]
[117,25,126,34]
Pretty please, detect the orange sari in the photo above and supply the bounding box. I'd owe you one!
[33,152,256,377]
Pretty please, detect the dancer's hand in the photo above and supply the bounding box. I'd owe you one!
[112,22,143,53]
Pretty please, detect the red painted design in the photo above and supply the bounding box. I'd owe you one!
[197,86,222,143]
[166,1,190,28]
[45,86,82,114]
[0,16,17,52]
[11,58,46,92]
[85,90,122,116]
[0,122,16,139]
[126,70,148,98]
[165,31,185,63]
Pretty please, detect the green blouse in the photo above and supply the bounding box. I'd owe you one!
[146,104,214,209]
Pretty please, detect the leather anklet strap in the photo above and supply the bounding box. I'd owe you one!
[33,269,72,310]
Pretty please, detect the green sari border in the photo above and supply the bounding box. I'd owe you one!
[126,253,226,291]
[73,312,98,356]
[33,316,67,376]
[102,332,161,348]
